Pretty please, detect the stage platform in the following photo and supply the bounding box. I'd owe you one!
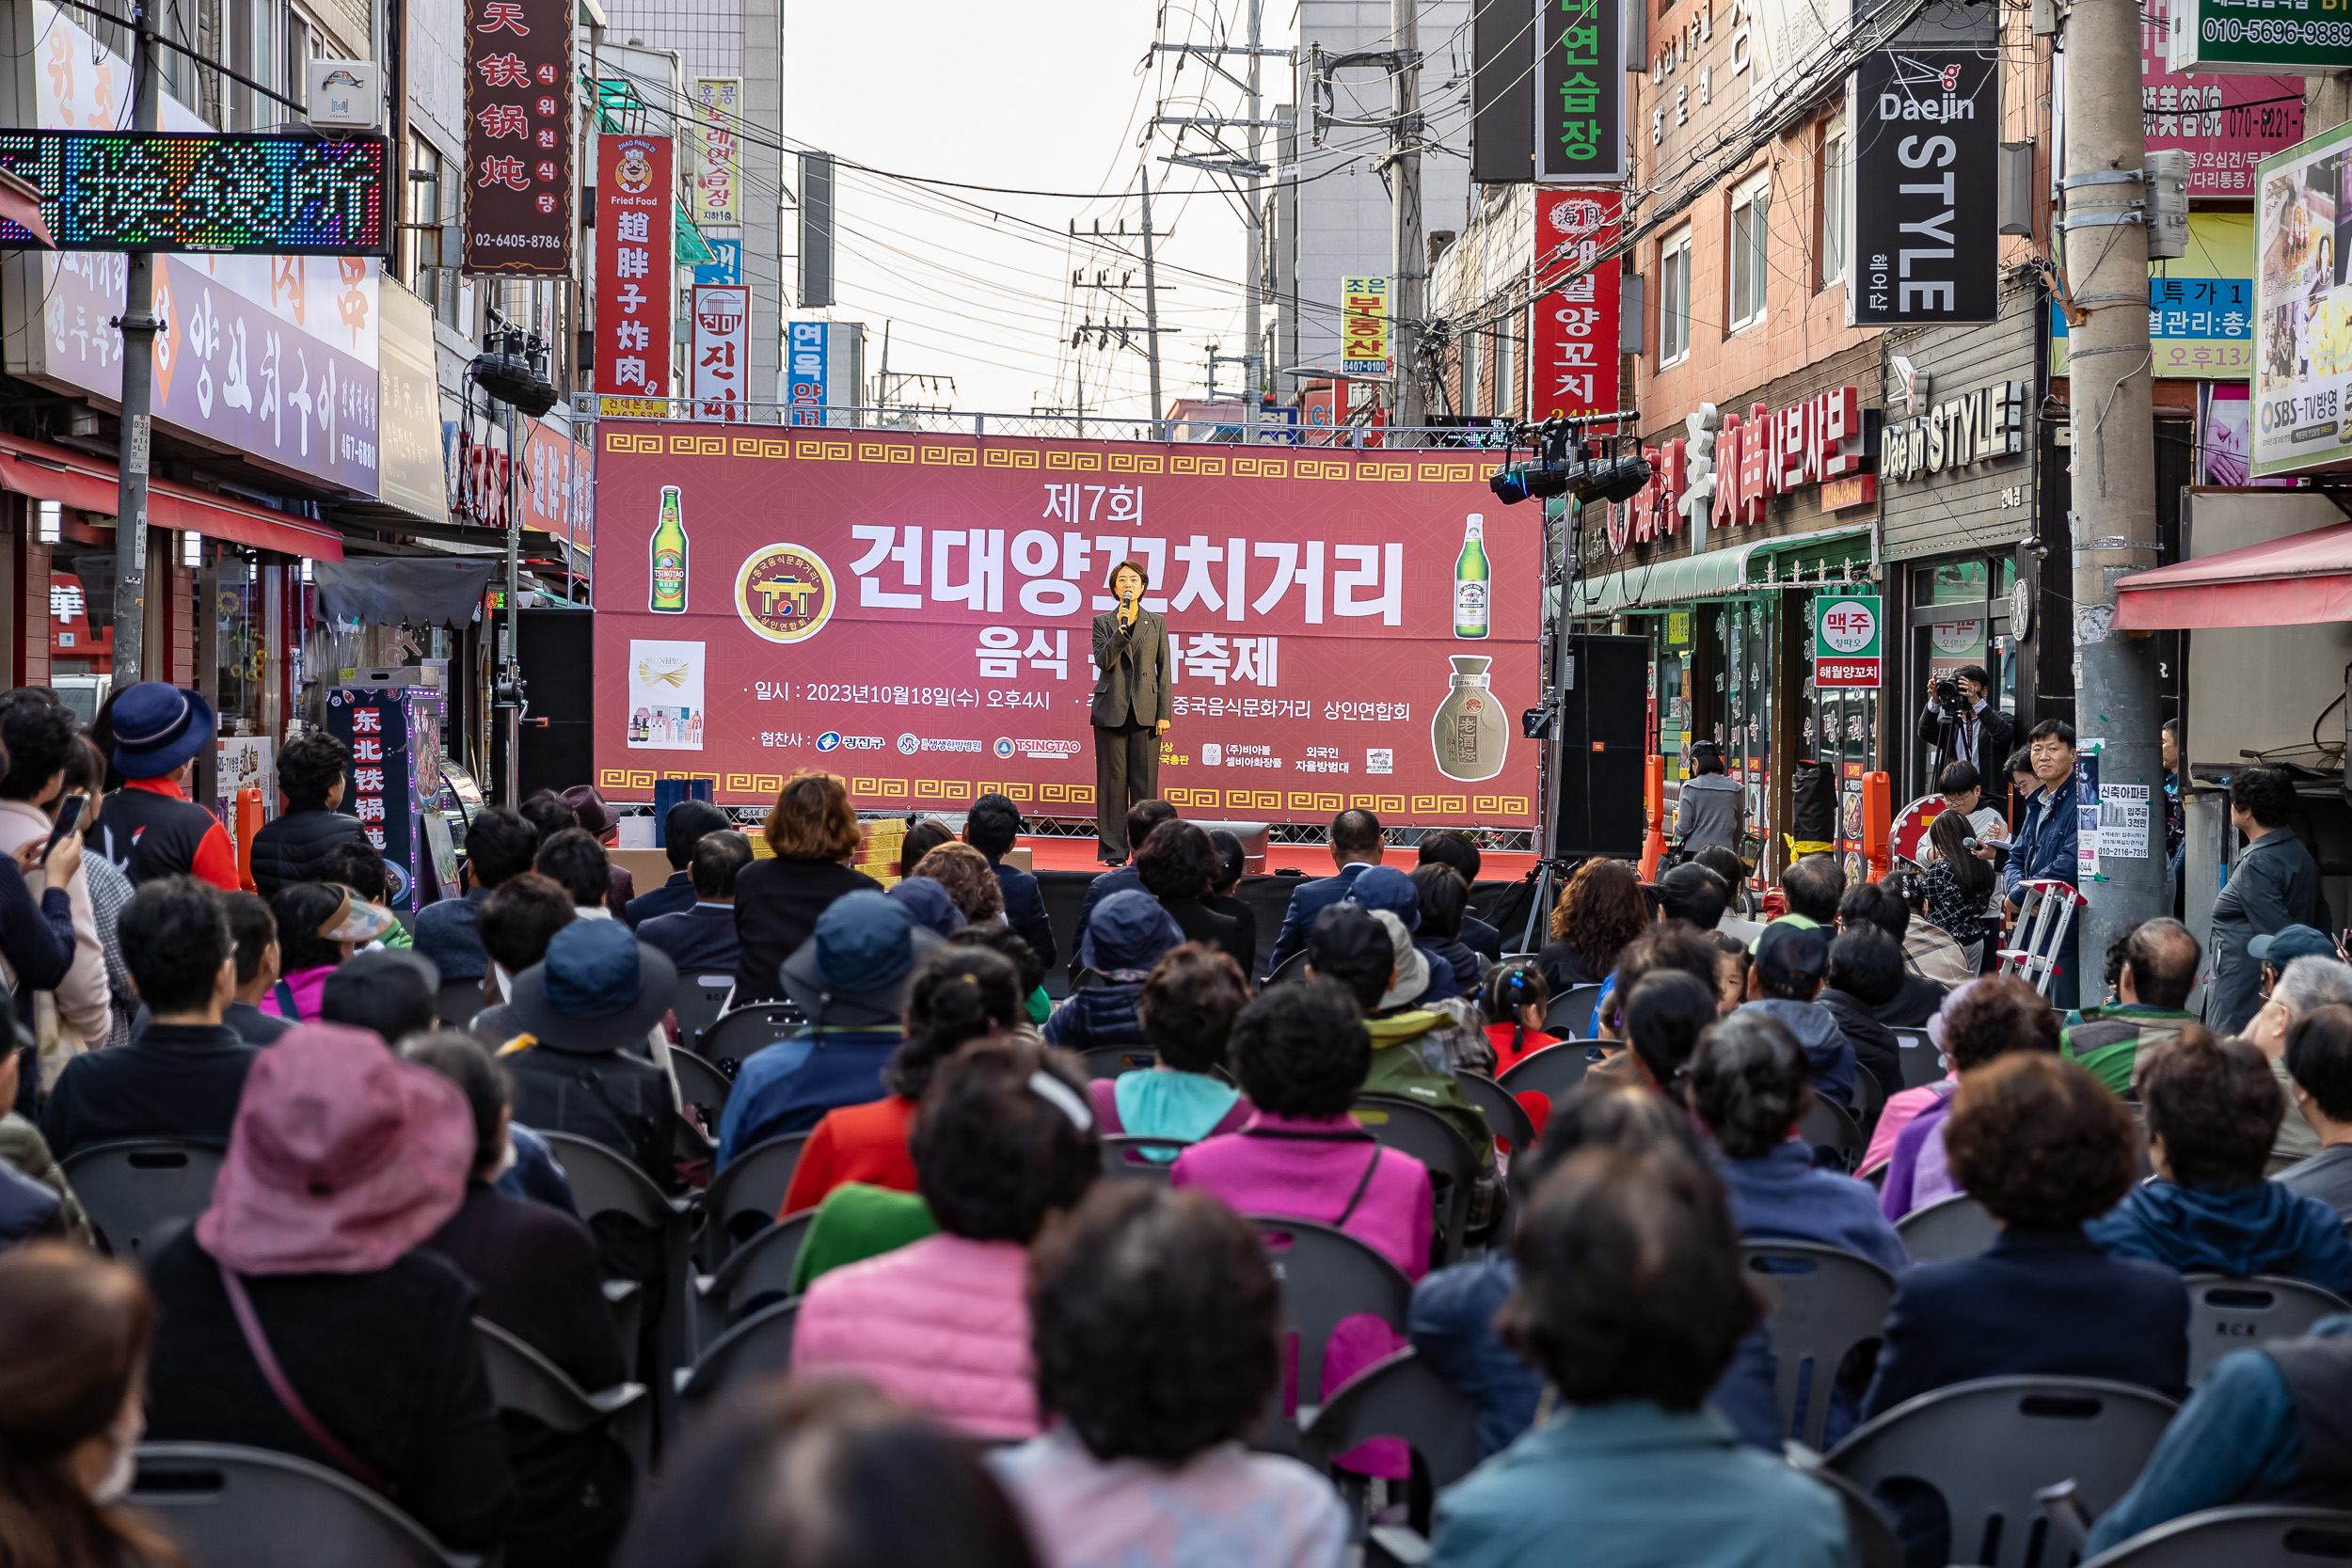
[1016,837,1539,880]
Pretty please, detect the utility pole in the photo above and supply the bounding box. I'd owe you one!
[2060,0,2163,990]
[1243,0,1263,444]
[1140,165,1165,439]
[113,0,160,683]
[1389,0,1425,432]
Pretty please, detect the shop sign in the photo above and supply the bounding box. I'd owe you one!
[2167,0,2352,75]
[462,0,574,277]
[2142,0,2303,197]
[2252,120,2352,476]
[691,284,750,422]
[1882,379,2028,482]
[1847,50,1999,326]
[1821,475,1876,510]
[691,78,742,227]
[787,321,829,425]
[1609,386,1867,548]
[1540,0,1627,182]
[596,135,675,417]
[1532,191,1621,420]
[2054,212,2253,378]
[1814,594,1882,688]
[1342,277,1391,373]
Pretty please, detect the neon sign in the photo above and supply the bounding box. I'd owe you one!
[0,131,390,257]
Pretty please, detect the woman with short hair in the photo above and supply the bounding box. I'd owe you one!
[1089,942,1254,1146]
[728,769,882,1005]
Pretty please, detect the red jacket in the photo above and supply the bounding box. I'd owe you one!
[779,1094,917,1218]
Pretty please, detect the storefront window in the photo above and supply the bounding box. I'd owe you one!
[1718,601,1772,847]
[1658,610,1695,769]
[1918,561,1989,604]
[215,554,269,737]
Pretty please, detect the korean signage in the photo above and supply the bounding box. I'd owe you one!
[0,132,389,256]
[2253,119,2352,476]
[692,78,742,227]
[696,237,742,286]
[462,0,574,276]
[1814,594,1882,688]
[376,280,447,521]
[1882,380,2028,483]
[787,321,829,425]
[691,285,751,422]
[2168,0,2352,74]
[2054,212,2253,379]
[1533,190,1621,421]
[2143,0,2302,195]
[1539,0,1626,182]
[1341,277,1391,374]
[1847,50,1999,327]
[596,135,675,417]
[589,426,1541,823]
[1613,387,1868,546]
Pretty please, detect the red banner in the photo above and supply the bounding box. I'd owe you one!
[590,426,1542,825]
[1532,190,1621,423]
[596,135,675,415]
[2141,0,2302,197]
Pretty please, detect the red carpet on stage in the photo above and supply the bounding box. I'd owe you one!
[1016,837,1538,881]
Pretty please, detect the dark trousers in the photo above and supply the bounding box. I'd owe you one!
[1094,720,1157,859]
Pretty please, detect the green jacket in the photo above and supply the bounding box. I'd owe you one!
[0,1111,92,1247]
[1362,1009,1497,1176]
[2062,1004,2198,1096]
[787,1181,937,1296]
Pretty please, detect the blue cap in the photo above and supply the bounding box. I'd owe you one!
[509,918,677,1053]
[2251,925,2340,966]
[1082,889,1184,978]
[1346,865,1421,933]
[888,877,967,937]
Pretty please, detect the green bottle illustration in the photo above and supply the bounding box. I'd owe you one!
[650,486,688,613]
[1454,513,1489,639]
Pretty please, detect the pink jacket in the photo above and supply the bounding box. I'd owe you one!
[1171,1112,1433,1280]
[791,1232,1038,1438]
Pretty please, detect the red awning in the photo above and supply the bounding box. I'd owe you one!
[0,434,342,560]
[2110,522,2352,631]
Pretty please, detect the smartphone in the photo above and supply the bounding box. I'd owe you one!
[44,793,84,857]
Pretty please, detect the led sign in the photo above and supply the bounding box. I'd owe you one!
[0,131,390,257]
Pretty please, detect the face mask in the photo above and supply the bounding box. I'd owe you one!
[87,1405,142,1505]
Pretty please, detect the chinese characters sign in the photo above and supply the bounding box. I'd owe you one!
[0,131,389,255]
[596,135,675,416]
[692,77,741,227]
[2142,0,2301,195]
[691,285,750,421]
[1813,595,1882,689]
[1848,51,1999,326]
[1341,277,1391,374]
[324,686,445,912]
[1539,0,1625,182]
[590,427,1540,824]
[1532,190,1621,420]
[463,0,574,276]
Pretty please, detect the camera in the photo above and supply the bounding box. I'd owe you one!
[1933,676,1964,716]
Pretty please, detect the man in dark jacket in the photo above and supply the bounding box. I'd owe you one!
[965,791,1056,972]
[499,920,679,1190]
[415,806,539,984]
[638,831,752,977]
[2209,765,2333,1035]
[42,877,254,1161]
[1818,925,1907,1106]
[2003,720,2085,1011]
[1733,923,1857,1109]
[1418,831,1502,963]
[624,799,730,928]
[1915,663,2015,783]
[1263,807,1385,979]
[247,730,367,895]
[1071,799,1177,982]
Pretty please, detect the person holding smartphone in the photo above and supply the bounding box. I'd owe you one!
[0,695,109,1063]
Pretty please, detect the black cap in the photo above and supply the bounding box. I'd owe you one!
[1308,902,1391,979]
[1754,921,1829,990]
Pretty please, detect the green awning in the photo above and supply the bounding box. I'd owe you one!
[675,204,715,265]
[1566,524,1872,616]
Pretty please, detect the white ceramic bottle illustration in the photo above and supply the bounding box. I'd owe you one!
[1432,655,1509,782]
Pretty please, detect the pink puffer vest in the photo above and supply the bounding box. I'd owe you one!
[790,1232,1038,1438]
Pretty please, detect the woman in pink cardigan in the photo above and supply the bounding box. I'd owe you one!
[792,1037,1099,1439]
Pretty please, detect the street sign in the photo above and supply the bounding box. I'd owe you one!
[2168,0,2352,75]
[1815,594,1883,687]
[1341,276,1391,374]
[0,131,389,256]
[463,0,575,276]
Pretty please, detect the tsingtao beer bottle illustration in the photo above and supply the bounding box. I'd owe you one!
[649,486,689,613]
[1454,513,1490,639]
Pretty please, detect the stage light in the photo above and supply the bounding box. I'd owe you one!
[1567,453,1652,505]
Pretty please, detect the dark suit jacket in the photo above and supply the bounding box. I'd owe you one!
[1462,913,1504,965]
[1860,1227,2189,1419]
[1090,608,1172,728]
[1161,895,1248,974]
[991,856,1058,972]
[730,858,884,1003]
[1207,893,1258,979]
[638,903,741,979]
[625,870,696,929]
[1263,863,1376,978]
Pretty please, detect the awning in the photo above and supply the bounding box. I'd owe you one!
[0,434,343,560]
[2111,522,2352,630]
[1567,524,1872,615]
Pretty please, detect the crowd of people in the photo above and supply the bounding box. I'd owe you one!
[8,697,2352,1568]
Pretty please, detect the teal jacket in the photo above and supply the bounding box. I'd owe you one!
[1429,1402,1849,1568]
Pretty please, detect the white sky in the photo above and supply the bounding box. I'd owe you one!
[780,0,1271,422]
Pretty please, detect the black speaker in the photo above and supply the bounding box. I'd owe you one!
[510,607,594,802]
[1551,633,1649,859]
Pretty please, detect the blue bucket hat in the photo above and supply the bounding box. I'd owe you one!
[888,877,967,937]
[507,919,677,1053]
[779,890,944,1024]
[1082,889,1184,981]
[110,681,216,780]
[2251,925,2340,966]
[1346,865,1422,933]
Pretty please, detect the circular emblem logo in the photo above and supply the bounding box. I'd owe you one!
[735,543,836,644]
[898,733,919,755]
[1820,600,1877,655]
[817,731,842,752]
[993,737,1015,759]
[614,140,656,195]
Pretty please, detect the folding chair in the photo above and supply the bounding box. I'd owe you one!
[678,1297,800,1408]
[1263,951,1311,989]
[1890,1026,1945,1091]
[1896,1194,1999,1262]
[1826,1376,2180,1568]
[701,1132,809,1268]
[1796,1459,1903,1568]
[670,1048,734,1127]
[60,1141,224,1261]
[2079,1505,2352,1567]
[474,1317,652,1480]
[1101,1135,1189,1180]
[2000,879,2088,1001]
[698,1004,807,1075]
[130,1442,458,1568]
[541,1132,697,1449]
[670,976,734,1052]
[691,1207,818,1354]
[1081,1044,1157,1080]
[2183,1275,2352,1386]
[434,976,484,1028]
[1742,1240,1898,1449]
[1796,1096,1866,1174]
[1353,1095,1480,1268]
[1300,1348,1481,1534]
[1454,1070,1536,1153]
[1497,1041,1592,1113]
[1851,1063,1887,1142]
[1544,983,1604,1036]
[1249,1215,1414,1454]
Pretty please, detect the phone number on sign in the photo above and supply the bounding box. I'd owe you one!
[473,234,564,249]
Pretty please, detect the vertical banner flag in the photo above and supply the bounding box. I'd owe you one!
[597,135,675,416]
[787,321,830,424]
[463,0,574,275]
[692,77,741,227]
[1848,51,1999,325]
[1533,190,1622,421]
[1341,277,1391,374]
[1538,0,1626,182]
[1813,594,1883,687]
[691,284,751,421]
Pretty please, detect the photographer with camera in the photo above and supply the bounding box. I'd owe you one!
[1916,664,2013,783]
